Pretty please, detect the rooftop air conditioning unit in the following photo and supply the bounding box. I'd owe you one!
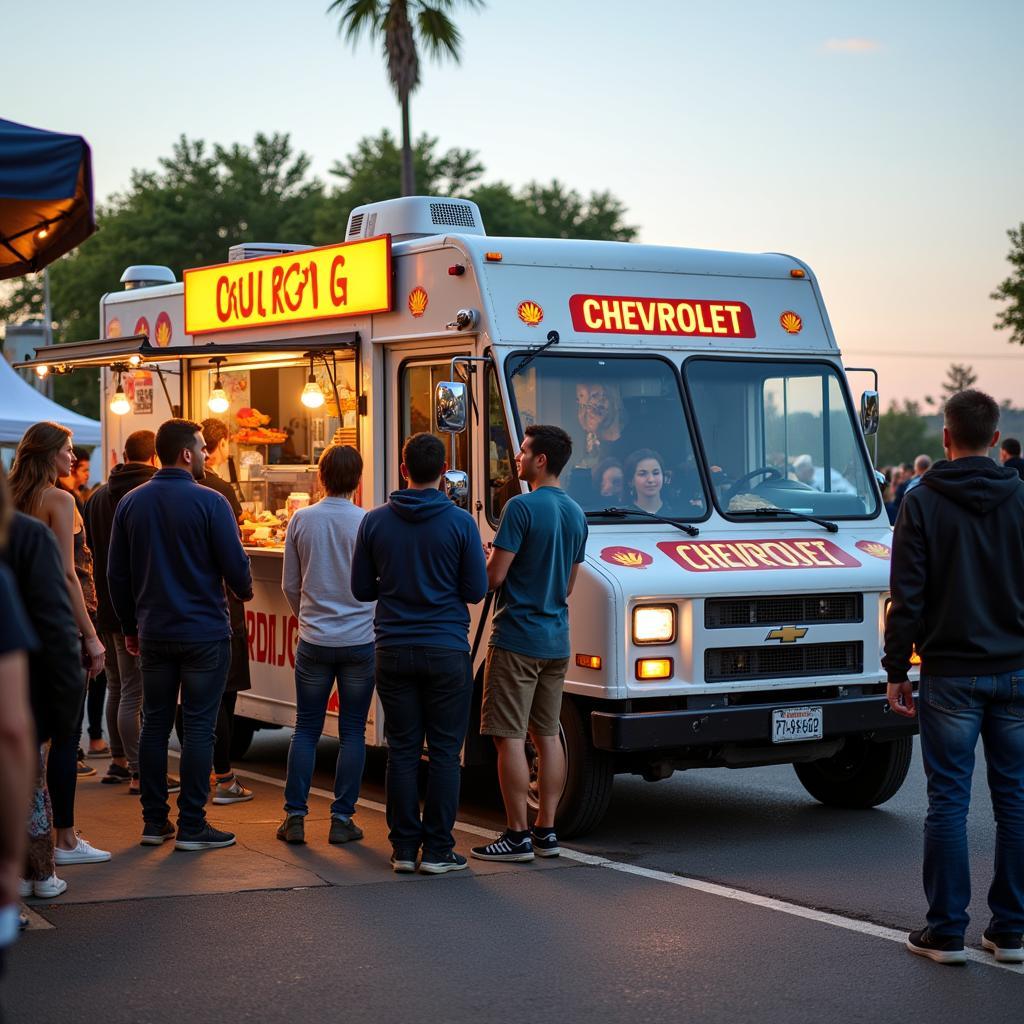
[228,242,313,262]
[345,196,486,243]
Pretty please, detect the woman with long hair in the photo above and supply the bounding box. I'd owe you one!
[623,448,673,516]
[9,422,110,865]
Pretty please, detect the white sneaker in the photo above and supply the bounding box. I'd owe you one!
[18,878,33,898]
[53,834,111,865]
[33,874,68,898]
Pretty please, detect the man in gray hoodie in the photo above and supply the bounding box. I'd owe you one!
[352,432,488,875]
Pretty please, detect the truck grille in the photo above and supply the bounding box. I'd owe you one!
[704,641,863,683]
[705,593,863,629]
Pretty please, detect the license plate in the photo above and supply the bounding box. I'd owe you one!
[772,706,823,743]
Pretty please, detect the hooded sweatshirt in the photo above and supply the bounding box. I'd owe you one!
[351,487,488,651]
[883,456,1024,681]
[83,461,157,633]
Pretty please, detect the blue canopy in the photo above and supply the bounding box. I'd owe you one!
[0,117,95,279]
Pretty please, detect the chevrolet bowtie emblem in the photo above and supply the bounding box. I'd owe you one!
[766,625,808,644]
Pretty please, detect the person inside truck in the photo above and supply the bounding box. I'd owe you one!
[591,457,624,505]
[624,449,674,516]
[791,453,857,494]
[574,382,642,468]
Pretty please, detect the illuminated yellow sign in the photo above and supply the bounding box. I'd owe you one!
[183,236,392,335]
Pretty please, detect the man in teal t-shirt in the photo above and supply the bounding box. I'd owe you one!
[472,425,587,865]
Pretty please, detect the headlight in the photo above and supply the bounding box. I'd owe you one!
[632,605,676,644]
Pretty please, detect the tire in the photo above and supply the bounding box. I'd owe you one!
[794,735,913,808]
[527,697,614,838]
[229,716,257,760]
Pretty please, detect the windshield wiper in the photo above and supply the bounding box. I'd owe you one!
[510,330,559,377]
[586,506,700,536]
[728,506,838,533]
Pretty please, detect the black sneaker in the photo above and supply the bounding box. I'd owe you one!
[471,830,534,862]
[531,826,561,858]
[175,824,236,851]
[390,851,418,873]
[140,821,175,846]
[101,763,131,785]
[328,817,364,844]
[982,928,1024,964]
[76,759,96,778]
[420,851,469,875]
[276,815,305,845]
[906,928,967,965]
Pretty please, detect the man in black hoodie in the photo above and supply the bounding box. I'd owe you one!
[999,437,1024,480]
[884,389,1024,966]
[83,431,159,790]
[352,432,488,875]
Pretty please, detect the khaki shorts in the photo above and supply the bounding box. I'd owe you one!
[481,646,570,739]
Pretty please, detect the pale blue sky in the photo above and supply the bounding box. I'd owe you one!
[6,0,1023,404]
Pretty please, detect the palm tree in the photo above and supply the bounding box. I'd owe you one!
[328,0,484,196]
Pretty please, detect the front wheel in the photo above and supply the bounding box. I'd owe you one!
[794,735,913,808]
[528,697,614,838]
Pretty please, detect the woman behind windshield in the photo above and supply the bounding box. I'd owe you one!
[624,449,677,517]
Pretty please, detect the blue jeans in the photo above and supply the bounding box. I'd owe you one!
[284,639,375,819]
[139,639,230,833]
[375,645,473,859]
[918,671,1024,937]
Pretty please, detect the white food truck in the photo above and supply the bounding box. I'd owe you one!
[23,196,914,835]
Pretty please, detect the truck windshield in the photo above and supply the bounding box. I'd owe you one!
[683,358,879,519]
[505,354,706,517]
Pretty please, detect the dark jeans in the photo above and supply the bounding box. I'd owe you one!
[86,670,106,741]
[918,670,1024,937]
[375,645,473,858]
[139,639,230,833]
[214,692,237,777]
[48,668,89,830]
[284,639,375,819]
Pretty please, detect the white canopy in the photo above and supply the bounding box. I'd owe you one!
[0,355,101,445]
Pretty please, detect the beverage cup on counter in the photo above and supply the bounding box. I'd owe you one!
[286,491,310,517]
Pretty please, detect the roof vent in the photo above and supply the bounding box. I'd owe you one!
[228,242,313,262]
[345,196,485,242]
[120,265,176,290]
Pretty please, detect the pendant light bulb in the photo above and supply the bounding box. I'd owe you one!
[208,378,230,414]
[110,372,131,416]
[301,357,325,409]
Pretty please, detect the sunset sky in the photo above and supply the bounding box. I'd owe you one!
[6,0,1023,406]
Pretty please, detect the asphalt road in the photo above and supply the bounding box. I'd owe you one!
[5,728,1020,1023]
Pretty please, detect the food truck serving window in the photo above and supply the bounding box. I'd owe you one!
[684,358,879,520]
[188,349,358,549]
[505,354,706,517]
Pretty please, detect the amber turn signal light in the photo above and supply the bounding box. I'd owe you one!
[790,268,806,278]
[484,252,503,262]
[636,658,673,680]
[576,654,602,671]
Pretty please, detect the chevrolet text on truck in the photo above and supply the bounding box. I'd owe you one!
[22,196,914,835]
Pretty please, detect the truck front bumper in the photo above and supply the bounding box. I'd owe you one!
[590,691,917,753]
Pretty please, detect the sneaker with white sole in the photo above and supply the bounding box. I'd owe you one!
[531,827,561,858]
[471,830,534,862]
[212,776,254,804]
[76,760,96,777]
[140,821,176,846]
[54,834,111,865]
[18,878,33,898]
[419,851,469,874]
[175,824,236,851]
[32,874,68,899]
[390,851,418,873]
[905,927,966,965]
[982,929,1024,963]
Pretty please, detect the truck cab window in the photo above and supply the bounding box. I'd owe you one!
[486,365,517,524]
[685,358,878,519]
[400,360,469,483]
[505,355,705,517]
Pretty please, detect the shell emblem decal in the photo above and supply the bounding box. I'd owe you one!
[134,316,150,339]
[408,286,429,318]
[780,311,803,334]
[106,318,122,338]
[855,540,891,560]
[154,311,172,347]
[517,300,543,326]
[600,546,653,569]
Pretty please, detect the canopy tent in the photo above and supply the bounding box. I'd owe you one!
[0,356,101,446]
[0,117,95,279]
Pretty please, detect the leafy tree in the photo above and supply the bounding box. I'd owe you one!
[992,222,1024,345]
[876,400,944,467]
[328,0,484,195]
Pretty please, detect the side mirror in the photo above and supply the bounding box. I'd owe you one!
[434,381,467,434]
[860,389,879,436]
[443,469,469,507]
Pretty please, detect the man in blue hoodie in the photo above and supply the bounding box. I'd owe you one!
[352,432,488,874]
[109,419,252,853]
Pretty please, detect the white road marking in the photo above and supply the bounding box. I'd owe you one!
[219,762,1023,973]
